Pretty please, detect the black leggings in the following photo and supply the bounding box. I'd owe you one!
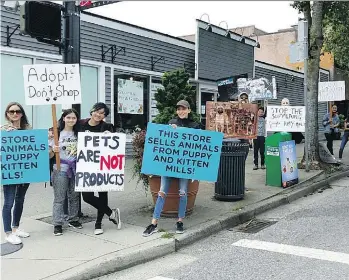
[82,192,112,224]
[325,132,334,155]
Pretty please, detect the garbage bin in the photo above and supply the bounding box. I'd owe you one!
[214,139,250,201]
[265,132,292,187]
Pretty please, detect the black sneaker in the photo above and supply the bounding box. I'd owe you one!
[109,208,121,230]
[68,221,83,229]
[142,224,158,237]
[54,225,63,236]
[253,165,258,170]
[176,222,184,234]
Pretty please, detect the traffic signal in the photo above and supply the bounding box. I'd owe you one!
[20,1,62,41]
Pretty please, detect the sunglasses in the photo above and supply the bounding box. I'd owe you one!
[7,110,22,115]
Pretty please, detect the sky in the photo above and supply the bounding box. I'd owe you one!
[88,1,302,37]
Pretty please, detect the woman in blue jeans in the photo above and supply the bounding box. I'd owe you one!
[143,100,200,237]
[1,102,31,245]
[339,114,349,161]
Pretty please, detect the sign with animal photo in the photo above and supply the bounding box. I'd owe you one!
[279,140,299,188]
[318,81,345,102]
[75,132,126,192]
[117,78,144,114]
[205,101,258,139]
[266,105,305,132]
[237,77,277,102]
[23,64,81,105]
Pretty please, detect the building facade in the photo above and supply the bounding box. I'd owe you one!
[1,6,330,148]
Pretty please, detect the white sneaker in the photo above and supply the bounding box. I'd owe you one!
[109,208,122,230]
[14,228,30,238]
[94,228,104,235]
[6,233,22,245]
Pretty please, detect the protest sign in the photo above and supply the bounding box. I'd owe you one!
[266,105,305,132]
[1,129,49,184]
[205,101,258,139]
[75,132,126,192]
[23,64,82,105]
[237,77,277,102]
[279,140,299,188]
[141,123,223,182]
[318,81,345,102]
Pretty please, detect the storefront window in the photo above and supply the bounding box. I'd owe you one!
[114,73,149,135]
[1,54,33,126]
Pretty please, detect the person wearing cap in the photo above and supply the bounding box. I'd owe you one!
[79,102,122,235]
[142,100,201,237]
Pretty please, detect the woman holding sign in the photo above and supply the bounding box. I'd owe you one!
[143,100,200,237]
[80,102,121,235]
[1,102,31,245]
[49,109,82,236]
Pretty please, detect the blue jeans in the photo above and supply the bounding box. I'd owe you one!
[2,184,30,233]
[153,176,189,220]
[339,131,349,159]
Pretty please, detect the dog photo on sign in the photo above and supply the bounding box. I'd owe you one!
[205,101,258,139]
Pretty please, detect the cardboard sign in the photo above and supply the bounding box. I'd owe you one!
[318,81,345,102]
[205,101,258,139]
[141,123,223,182]
[266,105,305,132]
[1,129,50,184]
[75,132,126,192]
[23,64,81,105]
[279,140,299,188]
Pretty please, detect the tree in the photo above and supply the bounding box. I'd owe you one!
[153,68,199,124]
[292,1,349,170]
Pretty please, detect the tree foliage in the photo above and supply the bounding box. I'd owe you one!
[292,1,349,71]
[153,68,199,124]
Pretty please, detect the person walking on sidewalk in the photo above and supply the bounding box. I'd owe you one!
[80,102,121,235]
[143,100,201,237]
[338,113,349,161]
[253,107,266,170]
[1,102,31,245]
[323,105,340,155]
[50,109,82,236]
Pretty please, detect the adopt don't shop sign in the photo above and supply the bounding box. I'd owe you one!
[23,64,81,105]
[75,132,126,192]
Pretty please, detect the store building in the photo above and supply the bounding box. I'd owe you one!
[1,6,330,150]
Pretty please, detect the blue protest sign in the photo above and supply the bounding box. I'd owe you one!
[1,129,50,184]
[141,123,224,182]
[279,140,299,188]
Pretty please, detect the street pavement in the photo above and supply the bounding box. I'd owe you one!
[0,140,348,280]
[96,176,349,280]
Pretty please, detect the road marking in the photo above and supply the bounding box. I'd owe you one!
[147,277,176,280]
[232,239,349,265]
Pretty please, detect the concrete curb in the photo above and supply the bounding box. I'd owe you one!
[53,168,349,280]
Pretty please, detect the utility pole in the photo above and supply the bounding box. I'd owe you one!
[62,1,83,216]
[63,1,81,115]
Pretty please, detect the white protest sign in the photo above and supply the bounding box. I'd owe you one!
[266,105,306,132]
[23,64,81,105]
[318,81,345,102]
[75,132,126,192]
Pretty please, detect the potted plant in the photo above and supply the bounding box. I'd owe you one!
[132,68,200,217]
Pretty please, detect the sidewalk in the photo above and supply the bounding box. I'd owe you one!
[1,140,349,280]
